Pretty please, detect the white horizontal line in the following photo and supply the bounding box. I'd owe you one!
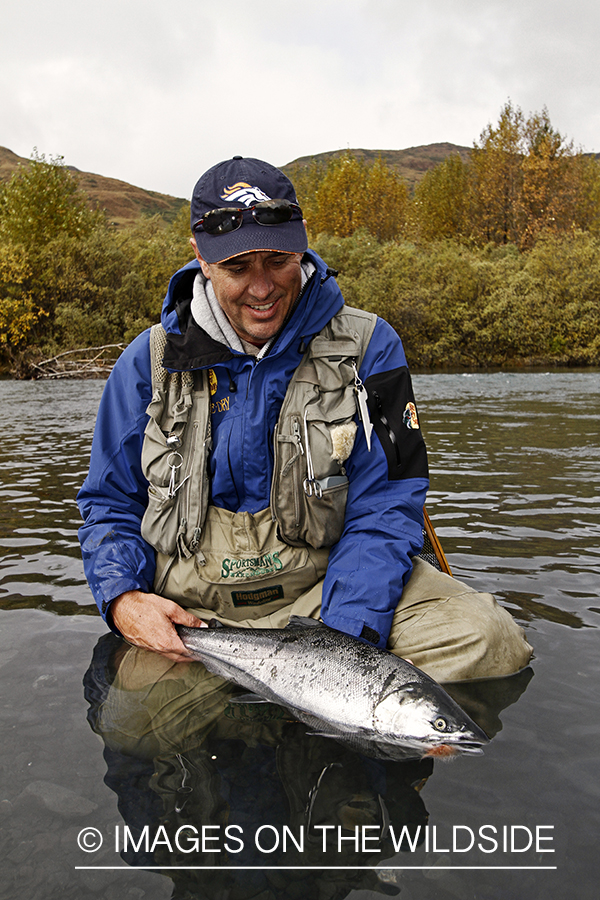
[75,865,557,871]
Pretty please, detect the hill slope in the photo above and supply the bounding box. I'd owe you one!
[0,146,187,227]
[283,142,471,191]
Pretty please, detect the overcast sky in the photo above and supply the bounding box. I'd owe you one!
[2,0,599,199]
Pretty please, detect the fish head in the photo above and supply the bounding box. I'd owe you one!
[373,682,490,757]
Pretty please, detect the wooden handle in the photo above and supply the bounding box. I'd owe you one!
[423,507,452,575]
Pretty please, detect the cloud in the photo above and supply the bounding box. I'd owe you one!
[1,0,599,198]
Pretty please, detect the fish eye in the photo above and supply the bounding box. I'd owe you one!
[433,717,448,732]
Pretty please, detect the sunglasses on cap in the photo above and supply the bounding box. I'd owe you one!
[192,198,302,237]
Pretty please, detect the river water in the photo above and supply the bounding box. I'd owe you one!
[0,371,598,900]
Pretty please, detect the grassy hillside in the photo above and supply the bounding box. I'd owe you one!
[0,146,187,227]
[283,143,471,191]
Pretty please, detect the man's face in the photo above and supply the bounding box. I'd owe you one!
[191,240,303,346]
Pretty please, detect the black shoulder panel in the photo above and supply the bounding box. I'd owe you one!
[160,269,235,370]
[364,366,429,481]
[163,321,235,371]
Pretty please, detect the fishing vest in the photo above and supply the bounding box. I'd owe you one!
[140,306,377,561]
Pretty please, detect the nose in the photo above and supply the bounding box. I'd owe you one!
[247,264,274,301]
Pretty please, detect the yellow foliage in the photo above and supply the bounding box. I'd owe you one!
[0,243,45,345]
[0,243,31,284]
[414,101,600,249]
[414,154,469,241]
[293,152,408,241]
[469,101,525,245]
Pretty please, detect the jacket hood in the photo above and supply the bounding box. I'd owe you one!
[160,250,345,371]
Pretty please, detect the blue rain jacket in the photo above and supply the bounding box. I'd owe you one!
[78,250,428,648]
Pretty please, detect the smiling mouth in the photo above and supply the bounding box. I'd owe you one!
[248,302,276,311]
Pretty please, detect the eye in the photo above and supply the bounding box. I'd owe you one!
[220,261,248,274]
[433,717,448,732]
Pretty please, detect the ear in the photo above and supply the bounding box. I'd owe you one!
[190,236,212,279]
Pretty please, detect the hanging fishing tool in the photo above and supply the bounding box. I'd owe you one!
[352,361,373,451]
[167,451,191,499]
[303,410,323,498]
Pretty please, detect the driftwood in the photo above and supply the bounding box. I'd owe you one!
[31,344,126,379]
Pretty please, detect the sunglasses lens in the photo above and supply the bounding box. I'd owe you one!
[195,200,301,237]
[252,200,296,226]
[200,208,244,235]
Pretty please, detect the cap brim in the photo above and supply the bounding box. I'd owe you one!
[194,219,308,264]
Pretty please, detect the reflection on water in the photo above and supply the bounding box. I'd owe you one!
[85,634,431,897]
[1,371,599,899]
[83,633,531,898]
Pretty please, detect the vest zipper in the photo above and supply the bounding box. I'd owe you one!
[271,417,304,530]
[182,421,199,530]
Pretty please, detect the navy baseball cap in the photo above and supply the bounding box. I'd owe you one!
[190,156,308,263]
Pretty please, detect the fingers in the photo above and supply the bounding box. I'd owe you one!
[171,605,209,629]
[110,590,206,662]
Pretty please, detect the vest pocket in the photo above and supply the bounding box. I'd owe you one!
[141,417,177,487]
[298,478,349,548]
[141,484,179,555]
[140,409,204,557]
[271,412,351,550]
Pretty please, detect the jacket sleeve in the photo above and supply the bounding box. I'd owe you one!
[319,317,429,649]
[77,330,155,621]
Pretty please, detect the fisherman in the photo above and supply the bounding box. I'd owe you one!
[78,156,532,682]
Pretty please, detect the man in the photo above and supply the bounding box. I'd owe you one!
[78,156,532,680]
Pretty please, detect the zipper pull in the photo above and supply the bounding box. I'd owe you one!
[352,362,373,451]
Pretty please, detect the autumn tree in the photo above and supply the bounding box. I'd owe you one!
[517,109,600,246]
[308,153,367,237]
[360,157,409,241]
[469,101,525,245]
[414,102,600,249]
[0,151,193,369]
[413,153,469,241]
[474,104,600,248]
[293,152,408,241]
[0,150,98,246]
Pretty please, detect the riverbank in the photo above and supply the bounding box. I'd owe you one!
[5,352,600,381]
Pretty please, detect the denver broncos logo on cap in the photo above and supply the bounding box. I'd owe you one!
[220,182,271,206]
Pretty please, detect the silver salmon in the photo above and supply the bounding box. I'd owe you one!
[177,618,489,760]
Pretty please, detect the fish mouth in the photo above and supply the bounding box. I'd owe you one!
[453,740,487,754]
[418,722,490,757]
[424,738,487,758]
[374,730,489,759]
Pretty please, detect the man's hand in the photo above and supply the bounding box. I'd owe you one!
[109,590,207,662]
